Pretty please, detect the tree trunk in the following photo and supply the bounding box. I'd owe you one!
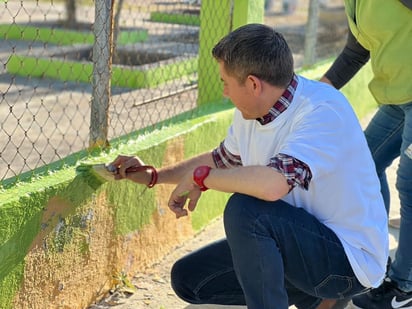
[303,0,320,67]
[112,0,124,63]
[65,0,77,27]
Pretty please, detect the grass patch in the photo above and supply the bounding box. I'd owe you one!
[7,54,198,89]
[0,23,148,46]
[150,11,200,26]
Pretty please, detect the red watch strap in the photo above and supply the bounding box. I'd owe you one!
[193,166,212,191]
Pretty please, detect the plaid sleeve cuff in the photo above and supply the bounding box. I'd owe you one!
[212,141,242,169]
[268,153,312,191]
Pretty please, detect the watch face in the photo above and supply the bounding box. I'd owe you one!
[193,166,211,191]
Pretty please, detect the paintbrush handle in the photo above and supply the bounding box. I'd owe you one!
[107,164,157,188]
[124,165,154,173]
[106,164,150,174]
[106,164,147,174]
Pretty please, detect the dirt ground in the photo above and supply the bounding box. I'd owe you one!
[88,217,229,309]
[88,1,349,309]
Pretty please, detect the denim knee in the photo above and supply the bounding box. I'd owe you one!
[224,193,257,235]
[170,259,199,304]
[224,193,245,220]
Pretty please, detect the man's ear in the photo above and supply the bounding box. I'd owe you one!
[246,74,262,95]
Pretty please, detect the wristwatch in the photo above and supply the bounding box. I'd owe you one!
[193,166,212,191]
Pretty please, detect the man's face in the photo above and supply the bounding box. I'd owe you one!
[219,62,259,120]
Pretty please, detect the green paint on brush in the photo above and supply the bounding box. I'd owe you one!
[75,163,114,190]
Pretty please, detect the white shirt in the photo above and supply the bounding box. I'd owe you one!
[223,75,389,288]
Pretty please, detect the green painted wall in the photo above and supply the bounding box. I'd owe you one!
[0,101,234,308]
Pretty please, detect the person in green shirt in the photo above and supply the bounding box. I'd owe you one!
[321,1,412,308]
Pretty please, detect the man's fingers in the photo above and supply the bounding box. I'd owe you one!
[187,189,201,212]
[168,197,188,219]
[175,208,188,219]
[168,185,201,218]
[109,155,145,179]
[187,197,199,212]
[169,204,188,219]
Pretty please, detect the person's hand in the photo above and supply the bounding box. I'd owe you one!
[168,173,202,219]
[109,155,151,185]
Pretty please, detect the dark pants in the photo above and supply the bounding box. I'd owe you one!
[364,103,412,291]
[171,193,366,309]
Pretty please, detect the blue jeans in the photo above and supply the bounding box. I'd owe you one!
[364,103,412,292]
[171,194,366,309]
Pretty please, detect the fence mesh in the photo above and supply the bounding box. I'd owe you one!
[0,0,347,184]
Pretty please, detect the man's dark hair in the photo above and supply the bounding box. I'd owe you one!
[212,23,294,88]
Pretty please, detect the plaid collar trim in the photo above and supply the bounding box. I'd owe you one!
[257,74,298,125]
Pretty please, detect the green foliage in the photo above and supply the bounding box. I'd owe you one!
[112,271,137,294]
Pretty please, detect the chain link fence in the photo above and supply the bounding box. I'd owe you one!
[0,0,347,185]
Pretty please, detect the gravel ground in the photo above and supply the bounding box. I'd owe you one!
[88,216,232,309]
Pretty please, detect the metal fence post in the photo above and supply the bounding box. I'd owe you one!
[90,0,114,148]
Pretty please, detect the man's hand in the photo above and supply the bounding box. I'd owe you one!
[109,155,152,185]
[168,173,202,219]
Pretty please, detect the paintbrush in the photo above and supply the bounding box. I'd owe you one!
[75,163,118,190]
[76,163,146,190]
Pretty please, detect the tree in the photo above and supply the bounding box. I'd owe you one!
[65,0,77,27]
[303,0,320,67]
[113,0,125,51]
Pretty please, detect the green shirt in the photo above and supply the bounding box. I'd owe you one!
[344,0,412,104]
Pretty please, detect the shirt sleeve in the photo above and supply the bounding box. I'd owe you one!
[212,141,243,169]
[268,153,312,191]
[324,30,370,89]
